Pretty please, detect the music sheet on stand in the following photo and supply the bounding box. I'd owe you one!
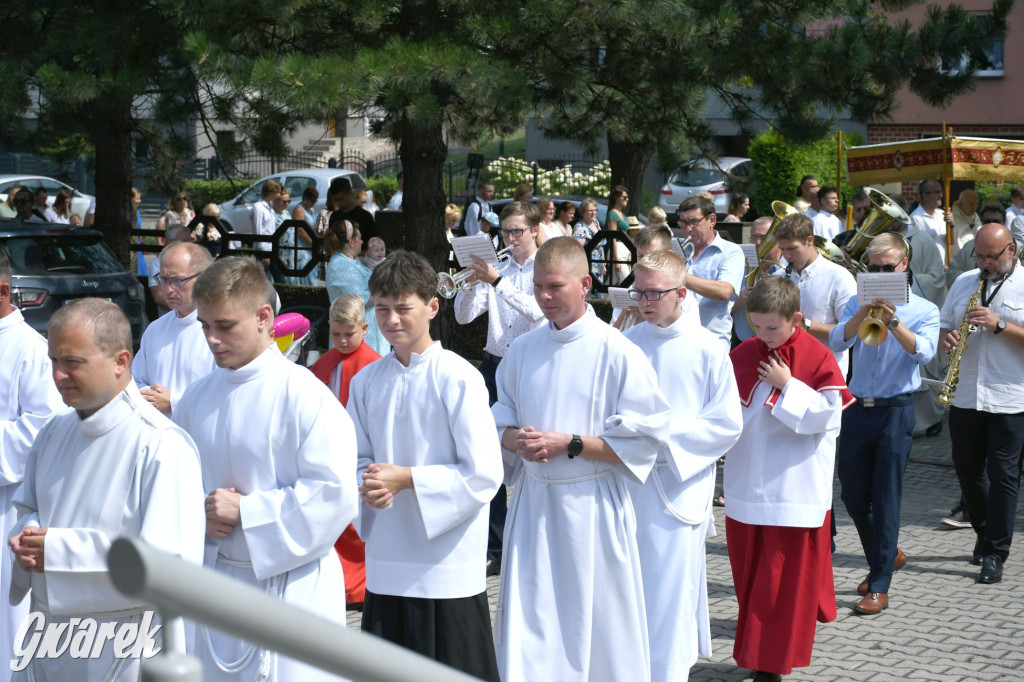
[451,234,498,266]
[607,287,639,309]
[739,244,759,268]
[856,272,910,306]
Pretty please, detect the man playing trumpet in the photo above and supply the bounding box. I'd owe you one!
[454,201,546,576]
[828,233,939,614]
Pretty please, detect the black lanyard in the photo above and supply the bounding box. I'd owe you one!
[981,263,1015,308]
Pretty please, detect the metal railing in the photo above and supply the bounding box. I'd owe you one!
[108,537,480,682]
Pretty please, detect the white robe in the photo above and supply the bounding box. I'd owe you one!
[623,314,742,682]
[133,308,216,412]
[348,342,502,599]
[9,383,205,681]
[174,345,357,682]
[0,309,64,680]
[491,307,671,682]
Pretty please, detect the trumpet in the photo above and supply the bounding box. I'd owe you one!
[858,306,889,346]
[675,236,695,263]
[437,247,513,299]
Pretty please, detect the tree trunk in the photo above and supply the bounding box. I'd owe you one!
[607,135,655,217]
[90,96,135,266]
[398,116,457,347]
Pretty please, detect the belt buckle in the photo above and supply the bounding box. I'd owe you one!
[862,397,875,408]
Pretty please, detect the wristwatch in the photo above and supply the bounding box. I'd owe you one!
[567,435,584,459]
[802,318,812,332]
[887,314,900,331]
[994,319,1007,335]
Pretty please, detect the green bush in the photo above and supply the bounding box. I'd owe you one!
[367,175,398,208]
[976,181,1012,208]
[183,177,256,210]
[748,130,864,218]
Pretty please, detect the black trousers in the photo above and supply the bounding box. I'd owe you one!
[949,406,1024,561]
[479,352,506,562]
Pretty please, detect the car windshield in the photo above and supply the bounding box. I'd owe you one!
[669,165,725,186]
[2,235,125,275]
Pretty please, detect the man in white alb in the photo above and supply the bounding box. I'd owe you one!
[173,257,357,681]
[9,299,205,681]
[491,237,671,682]
[623,251,742,681]
[134,241,216,414]
[910,180,955,262]
[0,251,65,678]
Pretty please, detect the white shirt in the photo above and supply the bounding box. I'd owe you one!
[0,308,64,673]
[910,205,949,262]
[726,376,844,527]
[688,232,745,346]
[1005,203,1023,229]
[348,342,502,599]
[812,211,842,241]
[41,207,69,224]
[174,345,357,682]
[454,253,545,357]
[1011,214,1024,247]
[133,308,217,412]
[463,196,491,236]
[250,199,276,252]
[491,307,670,682]
[804,207,818,220]
[387,189,403,211]
[940,267,1024,413]
[10,383,205,680]
[787,255,857,371]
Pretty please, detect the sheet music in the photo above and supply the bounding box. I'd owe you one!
[451,234,498,267]
[740,244,759,268]
[670,239,686,260]
[608,287,638,309]
[856,272,910,307]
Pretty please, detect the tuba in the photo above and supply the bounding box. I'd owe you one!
[437,247,513,299]
[843,187,912,272]
[745,201,799,289]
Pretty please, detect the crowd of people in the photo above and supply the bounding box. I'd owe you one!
[1,172,1023,682]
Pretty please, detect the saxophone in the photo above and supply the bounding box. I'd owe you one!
[935,276,986,405]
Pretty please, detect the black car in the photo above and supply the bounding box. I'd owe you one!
[0,223,148,349]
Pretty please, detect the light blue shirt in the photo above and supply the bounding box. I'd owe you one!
[688,233,745,346]
[828,291,939,399]
[732,263,784,342]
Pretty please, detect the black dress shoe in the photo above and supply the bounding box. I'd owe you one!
[924,421,943,437]
[752,672,783,682]
[486,559,501,577]
[971,538,984,566]
[979,555,1004,584]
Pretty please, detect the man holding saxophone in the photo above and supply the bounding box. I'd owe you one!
[828,233,939,614]
[940,223,1024,585]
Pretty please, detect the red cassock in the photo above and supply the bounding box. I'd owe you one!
[310,340,381,605]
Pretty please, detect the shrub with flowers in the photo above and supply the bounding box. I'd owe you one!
[483,157,612,198]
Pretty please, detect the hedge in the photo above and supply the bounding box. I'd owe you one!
[183,177,257,210]
[367,176,398,208]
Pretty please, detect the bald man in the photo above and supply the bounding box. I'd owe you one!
[8,299,204,680]
[948,189,981,258]
[940,224,1024,584]
[134,242,216,414]
[491,237,671,681]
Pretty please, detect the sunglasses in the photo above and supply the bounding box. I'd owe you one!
[866,264,898,273]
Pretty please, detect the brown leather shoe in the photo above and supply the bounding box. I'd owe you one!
[858,549,907,595]
[854,592,889,615]
[857,577,869,596]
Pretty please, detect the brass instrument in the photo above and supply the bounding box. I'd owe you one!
[675,236,695,264]
[745,201,798,289]
[857,306,889,346]
[437,246,513,299]
[844,187,912,271]
[935,276,985,405]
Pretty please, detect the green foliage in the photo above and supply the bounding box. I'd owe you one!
[182,178,256,210]
[366,176,398,208]
[976,181,1012,208]
[748,129,864,217]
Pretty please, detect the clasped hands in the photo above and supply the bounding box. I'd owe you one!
[10,527,47,573]
[360,463,413,509]
[510,427,571,464]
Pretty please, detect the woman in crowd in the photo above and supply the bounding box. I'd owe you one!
[554,202,576,237]
[605,185,631,282]
[324,216,389,355]
[572,198,606,282]
[160,191,195,230]
[290,186,319,285]
[536,197,561,243]
[722,192,750,223]
[513,184,534,202]
[43,189,73,224]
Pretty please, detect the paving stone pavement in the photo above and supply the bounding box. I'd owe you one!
[348,414,1024,680]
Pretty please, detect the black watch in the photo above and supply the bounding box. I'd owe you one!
[994,319,1007,335]
[567,435,583,459]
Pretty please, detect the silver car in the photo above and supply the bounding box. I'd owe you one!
[0,175,95,222]
[217,169,376,234]
[658,157,751,214]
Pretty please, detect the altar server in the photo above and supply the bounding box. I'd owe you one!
[174,257,357,681]
[9,299,205,681]
[351,251,502,680]
[492,237,671,682]
[0,251,65,679]
[726,276,853,682]
[134,241,216,414]
[622,251,742,681]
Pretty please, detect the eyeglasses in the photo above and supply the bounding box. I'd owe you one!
[866,264,899,273]
[156,273,201,288]
[628,287,678,302]
[973,242,1013,263]
[499,228,526,238]
[678,215,707,229]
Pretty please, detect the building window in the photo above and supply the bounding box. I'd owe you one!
[939,14,1004,77]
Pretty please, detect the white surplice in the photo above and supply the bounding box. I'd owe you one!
[348,342,502,599]
[133,308,216,412]
[174,345,357,682]
[623,314,742,682]
[0,308,65,680]
[491,307,671,682]
[9,382,205,681]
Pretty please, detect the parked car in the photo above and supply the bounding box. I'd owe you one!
[0,175,95,222]
[658,157,752,214]
[217,169,377,235]
[0,224,148,349]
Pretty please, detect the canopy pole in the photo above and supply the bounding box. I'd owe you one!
[942,123,953,265]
